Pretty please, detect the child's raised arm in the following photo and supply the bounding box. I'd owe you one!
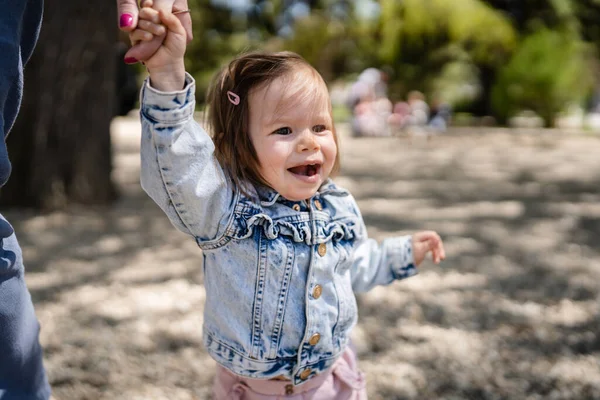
[130,5,187,91]
[135,5,234,242]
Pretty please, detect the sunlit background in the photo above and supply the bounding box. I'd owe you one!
[3,1,600,399]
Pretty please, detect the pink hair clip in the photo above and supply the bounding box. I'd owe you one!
[227,91,240,105]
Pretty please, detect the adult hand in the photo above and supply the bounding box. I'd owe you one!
[117,0,193,63]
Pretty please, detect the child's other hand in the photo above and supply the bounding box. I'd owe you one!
[129,1,187,91]
[412,231,446,266]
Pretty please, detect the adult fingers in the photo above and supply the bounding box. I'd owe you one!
[154,0,192,40]
[153,0,175,12]
[158,9,187,36]
[124,35,164,63]
[174,0,194,43]
[117,0,139,31]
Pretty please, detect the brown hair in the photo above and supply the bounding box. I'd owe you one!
[206,51,340,194]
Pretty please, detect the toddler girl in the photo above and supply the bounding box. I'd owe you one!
[131,7,445,399]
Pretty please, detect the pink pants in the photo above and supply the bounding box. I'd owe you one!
[212,346,368,399]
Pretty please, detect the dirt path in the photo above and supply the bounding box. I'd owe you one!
[7,119,600,399]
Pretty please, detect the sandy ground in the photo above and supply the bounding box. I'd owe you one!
[6,118,600,400]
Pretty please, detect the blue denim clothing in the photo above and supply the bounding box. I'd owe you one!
[0,0,51,399]
[140,74,416,386]
[0,0,43,187]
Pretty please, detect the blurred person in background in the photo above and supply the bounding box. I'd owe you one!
[428,96,452,133]
[388,101,411,132]
[0,0,51,398]
[347,68,393,137]
[406,90,430,127]
[352,91,393,137]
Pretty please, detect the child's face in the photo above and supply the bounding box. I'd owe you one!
[248,68,337,201]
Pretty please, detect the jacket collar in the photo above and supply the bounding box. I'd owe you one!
[254,179,349,207]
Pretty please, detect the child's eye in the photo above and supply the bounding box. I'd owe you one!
[313,125,327,133]
[273,127,292,135]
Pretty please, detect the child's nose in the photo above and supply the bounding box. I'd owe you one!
[296,130,320,152]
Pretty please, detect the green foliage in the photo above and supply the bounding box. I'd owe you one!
[380,0,517,66]
[175,0,600,124]
[184,0,257,102]
[431,57,481,107]
[279,13,359,81]
[376,0,518,107]
[491,29,594,126]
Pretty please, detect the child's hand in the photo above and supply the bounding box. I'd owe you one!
[412,231,446,266]
[129,1,188,91]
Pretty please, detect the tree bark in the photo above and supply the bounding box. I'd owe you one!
[1,1,118,209]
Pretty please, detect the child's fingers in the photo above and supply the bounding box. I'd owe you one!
[439,241,446,260]
[429,236,444,264]
[413,231,445,264]
[157,9,187,36]
[140,0,153,7]
[139,7,161,24]
[129,28,155,44]
[414,230,438,243]
[429,243,439,264]
[138,19,166,36]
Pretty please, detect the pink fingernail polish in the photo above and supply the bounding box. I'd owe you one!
[120,14,133,28]
[124,57,138,64]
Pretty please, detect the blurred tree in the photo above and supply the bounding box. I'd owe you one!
[484,0,597,122]
[281,13,354,81]
[575,0,600,46]
[176,0,600,124]
[378,0,517,109]
[492,29,594,126]
[186,0,262,101]
[1,2,117,209]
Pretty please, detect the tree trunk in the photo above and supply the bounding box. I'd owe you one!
[470,64,496,118]
[1,1,118,209]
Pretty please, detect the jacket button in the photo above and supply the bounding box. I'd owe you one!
[292,204,301,211]
[309,333,321,346]
[314,199,323,210]
[312,284,322,299]
[299,369,312,380]
[285,384,294,395]
[317,243,327,257]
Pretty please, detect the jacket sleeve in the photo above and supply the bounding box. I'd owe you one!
[349,210,417,293]
[139,74,234,242]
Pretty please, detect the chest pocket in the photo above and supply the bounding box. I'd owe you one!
[329,218,360,343]
[251,232,297,360]
[326,214,360,269]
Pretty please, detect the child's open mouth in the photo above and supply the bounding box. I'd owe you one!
[287,163,321,177]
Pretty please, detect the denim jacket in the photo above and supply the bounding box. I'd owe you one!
[140,74,417,385]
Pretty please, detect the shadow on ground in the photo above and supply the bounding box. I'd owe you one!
[6,121,600,399]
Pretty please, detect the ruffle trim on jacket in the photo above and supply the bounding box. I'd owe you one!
[229,211,361,245]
